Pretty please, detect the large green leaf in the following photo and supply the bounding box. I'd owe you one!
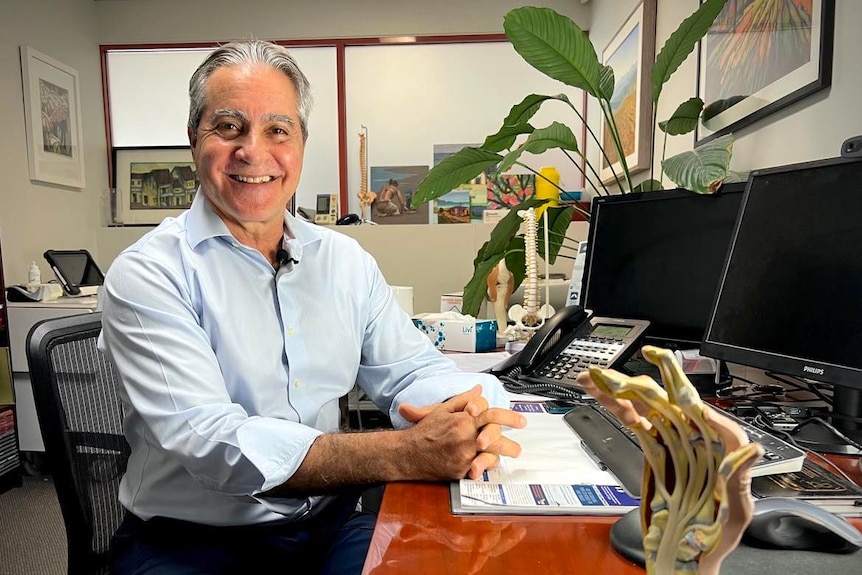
[484,198,547,257]
[651,0,729,105]
[662,134,734,193]
[496,122,580,173]
[482,123,535,153]
[503,238,527,291]
[631,179,665,193]
[463,234,528,317]
[598,64,616,102]
[502,93,570,128]
[412,147,501,206]
[504,7,604,98]
[536,205,575,265]
[659,97,704,136]
[462,256,503,318]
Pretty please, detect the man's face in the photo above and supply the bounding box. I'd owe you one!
[188,64,305,232]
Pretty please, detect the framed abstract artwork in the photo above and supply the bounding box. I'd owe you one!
[599,0,657,184]
[20,46,86,188]
[696,0,834,145]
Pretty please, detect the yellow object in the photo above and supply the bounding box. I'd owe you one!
[535,166,560,220]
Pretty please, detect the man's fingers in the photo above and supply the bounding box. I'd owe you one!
[473,407,527,430]
[464,395,489,417]
[441,385,484,413]
[477,426,522,458]
[397,402,432,424]
[397,385,484,423]
[468,451,500,480]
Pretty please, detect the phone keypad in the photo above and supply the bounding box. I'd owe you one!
[536,337,626,381]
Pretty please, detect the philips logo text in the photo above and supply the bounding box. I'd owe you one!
[802,366,824,375]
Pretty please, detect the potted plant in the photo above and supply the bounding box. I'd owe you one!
[412,0,741,317]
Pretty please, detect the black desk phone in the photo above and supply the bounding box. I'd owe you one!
[489,305,650,394]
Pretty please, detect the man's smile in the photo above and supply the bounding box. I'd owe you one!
[230,174,276,184]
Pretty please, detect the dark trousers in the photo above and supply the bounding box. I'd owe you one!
[110,496,376,575]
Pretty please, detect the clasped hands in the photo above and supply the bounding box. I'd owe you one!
[398,385,526,481]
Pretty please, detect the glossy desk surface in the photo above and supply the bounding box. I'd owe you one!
[362,481,642,575]
[363,457,862,575]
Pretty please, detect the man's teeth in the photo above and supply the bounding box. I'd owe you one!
[234,175,274,183]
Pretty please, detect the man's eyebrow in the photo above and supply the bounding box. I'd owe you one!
[263,113,296,125]
[211,109,249,122]
[209,110,294,126]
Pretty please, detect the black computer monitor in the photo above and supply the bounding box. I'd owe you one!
[701,156,862,443]
[581,185,744,349]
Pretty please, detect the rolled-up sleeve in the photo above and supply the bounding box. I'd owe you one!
[353,251,509,428]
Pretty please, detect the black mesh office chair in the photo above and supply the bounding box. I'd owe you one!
[27,312,129,575]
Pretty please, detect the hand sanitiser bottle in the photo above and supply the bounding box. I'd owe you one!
[27,261,41,292]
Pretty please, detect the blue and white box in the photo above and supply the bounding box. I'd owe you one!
[412,313,498,352]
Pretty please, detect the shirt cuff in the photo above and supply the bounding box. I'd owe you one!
[388,372,508,428]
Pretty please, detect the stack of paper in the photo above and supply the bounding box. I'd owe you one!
[450,406,640,515]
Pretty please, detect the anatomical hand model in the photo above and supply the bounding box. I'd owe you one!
[577,346,763,575]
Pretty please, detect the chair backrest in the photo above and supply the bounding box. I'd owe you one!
[27,312,129,575]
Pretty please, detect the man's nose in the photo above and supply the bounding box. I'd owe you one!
[234,131,264,163]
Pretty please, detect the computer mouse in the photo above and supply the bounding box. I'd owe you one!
[743,497,862,553]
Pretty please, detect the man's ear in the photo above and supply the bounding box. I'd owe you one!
[187,126,197,156]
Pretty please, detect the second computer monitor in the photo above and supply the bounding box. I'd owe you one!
[581,185,744,348]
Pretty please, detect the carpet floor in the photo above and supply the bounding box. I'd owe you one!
[0,474,66,574]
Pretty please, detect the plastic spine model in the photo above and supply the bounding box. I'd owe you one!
[507,207,554,333]
[356,126,376,218]
[579,347,764,575]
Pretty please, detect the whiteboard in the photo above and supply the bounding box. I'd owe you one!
[106,47,339,211]
[344,42,585,215]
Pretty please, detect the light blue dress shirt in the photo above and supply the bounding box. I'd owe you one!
[98,193,507,526]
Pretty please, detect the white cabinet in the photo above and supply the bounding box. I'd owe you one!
[7,297,98,451]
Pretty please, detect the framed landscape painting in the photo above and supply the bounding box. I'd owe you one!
[696,0,834,144]
[599,0,656,184]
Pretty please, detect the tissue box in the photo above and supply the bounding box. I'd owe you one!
[440,292,487,317]
[412,314,498,352]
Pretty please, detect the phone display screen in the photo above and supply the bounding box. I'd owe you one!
[591,324,633,338]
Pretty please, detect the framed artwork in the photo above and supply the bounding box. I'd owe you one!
[485,173,535,209]
[112,147,199,225]
[19,46,86,188]
[369,165,430,225]
[696,0,834,145]
[599,0,657,184]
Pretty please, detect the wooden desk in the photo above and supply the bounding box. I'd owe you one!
[362,481,642,574]
[363,457,862,575]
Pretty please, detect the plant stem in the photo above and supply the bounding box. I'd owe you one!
[601,98,634,192]
[518,164,592,219]
[561,149,608,197]
[562,98,621,193]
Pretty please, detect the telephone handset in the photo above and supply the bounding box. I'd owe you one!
[488,305,650,394]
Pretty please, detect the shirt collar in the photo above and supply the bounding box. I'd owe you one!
[185,189,322,261]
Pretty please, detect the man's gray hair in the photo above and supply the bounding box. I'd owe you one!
[188,40,313,141]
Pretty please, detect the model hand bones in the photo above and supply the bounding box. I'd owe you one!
[576,346,763,575]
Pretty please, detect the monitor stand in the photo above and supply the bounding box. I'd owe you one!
[793,386,862,456]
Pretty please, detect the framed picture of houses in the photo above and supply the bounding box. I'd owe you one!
[112,147,198,225]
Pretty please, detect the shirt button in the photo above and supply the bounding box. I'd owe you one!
[287,327,294,336]
[231,242,239,248]
[294,379,301,388]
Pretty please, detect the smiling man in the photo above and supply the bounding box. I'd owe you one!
[98,40,525,575]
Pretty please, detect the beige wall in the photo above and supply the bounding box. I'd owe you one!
[0,0,107,285]
[3,0,858,308]
[97,220,589,314]
[1,0,590,288]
